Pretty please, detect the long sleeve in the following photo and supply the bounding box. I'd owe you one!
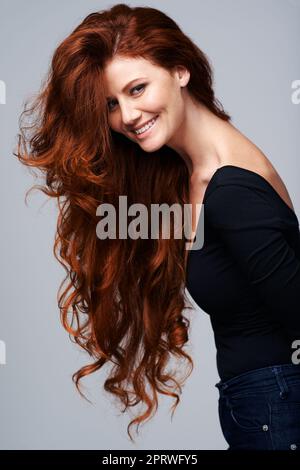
[206,184,300,340]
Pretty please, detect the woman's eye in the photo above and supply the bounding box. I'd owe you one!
[108,84,146,112]
[131,83,145,94]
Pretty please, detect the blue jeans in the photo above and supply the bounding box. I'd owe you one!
[215,363,300,450]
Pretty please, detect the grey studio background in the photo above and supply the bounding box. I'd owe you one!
[0,0,300,450]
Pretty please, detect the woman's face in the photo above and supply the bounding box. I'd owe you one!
[103,56,190,151]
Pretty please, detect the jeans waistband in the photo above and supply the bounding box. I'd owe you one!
[215,363,300,398]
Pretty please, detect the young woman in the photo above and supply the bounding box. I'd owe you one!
[15,3,300,449]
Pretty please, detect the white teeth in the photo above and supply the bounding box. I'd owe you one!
[133,117,157,135]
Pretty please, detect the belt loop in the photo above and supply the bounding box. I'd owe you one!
[272,366,289,399]
[215,381,229,399]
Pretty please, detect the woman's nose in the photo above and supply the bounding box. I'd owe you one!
[120,104,141,127]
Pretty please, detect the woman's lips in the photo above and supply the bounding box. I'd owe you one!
[132,115,159,138]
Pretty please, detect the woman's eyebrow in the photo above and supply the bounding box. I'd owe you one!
[106,77,148,100]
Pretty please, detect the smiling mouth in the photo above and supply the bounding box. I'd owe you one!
[131,115,159,137]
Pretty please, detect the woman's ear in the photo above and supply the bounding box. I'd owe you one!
[176,65,190,87]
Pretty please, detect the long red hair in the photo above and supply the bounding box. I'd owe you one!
[15,3,231,442]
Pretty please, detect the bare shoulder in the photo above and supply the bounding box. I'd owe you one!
[226,139,295,212]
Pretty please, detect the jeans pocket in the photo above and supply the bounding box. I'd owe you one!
[270,401,300,449]
[228,394,270,432]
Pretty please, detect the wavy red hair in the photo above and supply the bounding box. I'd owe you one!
[14,3,231,442]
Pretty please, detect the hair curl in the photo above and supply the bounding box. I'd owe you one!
[14,3,231,442]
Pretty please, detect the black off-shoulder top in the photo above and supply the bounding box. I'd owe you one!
[186,165,300,381]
